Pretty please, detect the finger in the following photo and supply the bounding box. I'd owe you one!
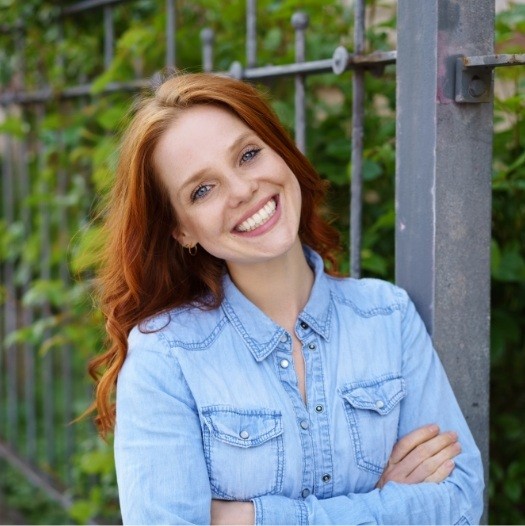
[424,459,455,483]
[389,424,440,464]
[402,430,458,468]
[406,440,461,482]
[395,431,458,477]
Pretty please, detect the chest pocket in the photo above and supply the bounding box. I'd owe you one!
[340,374,406,476]
[201,406,284,500]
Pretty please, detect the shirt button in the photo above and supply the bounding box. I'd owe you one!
[300,420,309,430]
[301,488,310,498]
[300,321,309,329]
[375,400,385,409]
[280,359,290,369]
[308,343,317,350]
[280,333,288,343]
[322,474,331,483]
[315,405,324,413]
[239,430,250,439]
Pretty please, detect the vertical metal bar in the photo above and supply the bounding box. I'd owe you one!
[246,0,257,68]
[396,1,492,519]
[58,134,74,484]
[350,0,365,277]
[103,5,114,69]
[15,26,37,464]
[166,0,176,69]
[35,103,55,469]
[20,126,37,463]
[291,12,308,154]
[2,119,18,448]
[200,28,214,72]
[55,21,74,483]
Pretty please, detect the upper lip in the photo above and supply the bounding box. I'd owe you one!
[233,195,277,230]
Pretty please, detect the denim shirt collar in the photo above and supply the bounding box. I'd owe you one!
[221,246,333,362]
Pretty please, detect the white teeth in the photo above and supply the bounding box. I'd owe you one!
[236,198,277,232]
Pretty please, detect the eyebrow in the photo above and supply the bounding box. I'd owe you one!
[178,130,258,194]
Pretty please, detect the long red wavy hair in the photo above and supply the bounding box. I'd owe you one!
[89,72,341,436]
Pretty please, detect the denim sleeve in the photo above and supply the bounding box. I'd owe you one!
[114,330,212,525]
[253,290,484,525]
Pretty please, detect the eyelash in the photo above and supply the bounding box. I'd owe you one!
[190,147,262,203]
[190,184,213,202]
[240,147,261,164]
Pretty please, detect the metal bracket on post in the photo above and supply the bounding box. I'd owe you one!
[455,53,525,103]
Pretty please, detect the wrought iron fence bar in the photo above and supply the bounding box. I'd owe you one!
[56,126,74,484]
[0,79,149,104]
[61,0,129,15]
[166,0,176,69]
[200,28,214,72]
[103,5,115,69]
[292,12,308,154]
[461,52,525,68]
[350,0,365,278]
[0,440,73,510]
[2,131,18,447]
[231,58,331,79]
[34,102,56,469]
[0,51,396,105]
[19,125,37,462]
[246,0,257,68]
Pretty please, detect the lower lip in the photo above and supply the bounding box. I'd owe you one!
[233,196,281,238]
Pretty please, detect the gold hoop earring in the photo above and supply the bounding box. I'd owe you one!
[185,244,197,256]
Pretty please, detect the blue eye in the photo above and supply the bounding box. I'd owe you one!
[240,148,261,164]
[191,184,212,202]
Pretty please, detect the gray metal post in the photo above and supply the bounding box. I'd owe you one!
[350,0,365,278]
[103,5,114,69]
[246,0,257,68]
[200,28,214,73]
[396,0,492,519]
[292,12,308,154]
[166,0,176,69]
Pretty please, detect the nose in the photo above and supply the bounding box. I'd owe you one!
[227,171,258,207]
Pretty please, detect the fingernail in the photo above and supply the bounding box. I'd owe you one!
[449,431,458,440]
[446,459,455,468]
[429,424,439,433]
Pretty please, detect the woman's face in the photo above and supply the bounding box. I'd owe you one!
[154,104,303,269]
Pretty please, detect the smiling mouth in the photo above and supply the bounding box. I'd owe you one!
[235,197,277,232]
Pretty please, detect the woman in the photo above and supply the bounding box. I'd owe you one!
[90,72,483,524]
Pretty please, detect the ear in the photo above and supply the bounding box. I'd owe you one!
[172,227,196,248]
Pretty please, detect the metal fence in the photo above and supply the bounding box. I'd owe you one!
[1,0,523,520]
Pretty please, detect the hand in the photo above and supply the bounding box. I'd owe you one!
[376,424,461,489]
[211,500,255,525]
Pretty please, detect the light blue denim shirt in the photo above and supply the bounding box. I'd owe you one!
[114,247,484,525]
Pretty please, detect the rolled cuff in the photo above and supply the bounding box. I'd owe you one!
[252,495,309,525]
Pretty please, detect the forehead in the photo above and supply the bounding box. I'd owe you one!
[157,105,251,157]
[153,105,255,187]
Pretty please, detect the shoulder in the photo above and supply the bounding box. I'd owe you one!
[128,303,227,356]
[326,274,409,317]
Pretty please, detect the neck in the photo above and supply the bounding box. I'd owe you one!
[226,241,315,331]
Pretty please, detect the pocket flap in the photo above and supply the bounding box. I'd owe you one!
[202,407,283,448]
[340,375,406,415]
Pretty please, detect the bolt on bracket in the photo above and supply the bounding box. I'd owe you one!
[455,53,525,103]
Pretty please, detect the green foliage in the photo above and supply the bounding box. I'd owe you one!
[0,1,523,524]
[0,460,71,525]
[489,6,525,521]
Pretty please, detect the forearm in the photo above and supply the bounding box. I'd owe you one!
[253,474,483,525]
